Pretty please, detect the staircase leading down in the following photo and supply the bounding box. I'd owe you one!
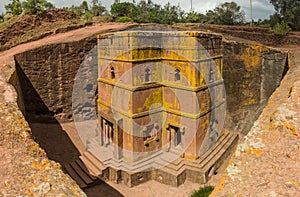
[64,158,100,188]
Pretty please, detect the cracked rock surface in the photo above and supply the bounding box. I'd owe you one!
[211,50,300,196]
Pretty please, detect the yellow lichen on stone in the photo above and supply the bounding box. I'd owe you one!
[143,89,163,110]
[238,45,268,71]
[251,148,263,156]
[210,176,226,196]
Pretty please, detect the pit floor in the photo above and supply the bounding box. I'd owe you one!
[30,122,230,197]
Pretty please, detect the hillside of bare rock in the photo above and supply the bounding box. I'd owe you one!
[0,8,86,52]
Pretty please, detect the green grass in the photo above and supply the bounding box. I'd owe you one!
[0,15,21,30]
[116,16,134,23]
[190,186,214,197]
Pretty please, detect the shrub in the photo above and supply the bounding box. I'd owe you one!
[270,21,292,36]
[81,11,93,23]
[92,15,113,23]
[115,16,134,23]
[190,185,214,197]
[3,13,14,21]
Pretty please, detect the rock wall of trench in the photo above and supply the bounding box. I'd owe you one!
[0,62,86,196]
[222,41,288,135]
[211,49,300,197]
[13,35,288,137]
[14,38,97,123]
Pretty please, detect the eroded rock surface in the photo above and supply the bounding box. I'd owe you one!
[0,23,135,196]
[211,50,300,196]
[0,103,87,196]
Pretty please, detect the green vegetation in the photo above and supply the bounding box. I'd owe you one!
[5,0,22,15]
[270,21,292,36]
[22,0,54,14]
[185,11,206,23]
[206,2,245,25]
[0,15,20,29]
[269,0,300,31]
[110,1,184,24]
[110,2,136,19]
[109,1,244,25]
[90,0,106,16]
[116,16,134,23]
[190,185,214,197]
[1,0,299,34]
[5,0,54,15]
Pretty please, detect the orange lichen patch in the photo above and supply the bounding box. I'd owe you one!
[0,102,86,196]
[210,176,225,197]
[237,45,268,71]
[251,148,263,156]
[183,155,197,160]
[268,106,299,137]
[272,130,281,135]
[31,159,52,171]
[242,98,257,106]
[285,180,299,187]
[243,147,261,156]
[286,124,298,136]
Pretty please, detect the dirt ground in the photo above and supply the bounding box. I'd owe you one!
[29,122,229,197]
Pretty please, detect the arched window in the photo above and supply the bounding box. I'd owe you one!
[110,67,115,79]
[175,68,180,81]
[145,68,151,82]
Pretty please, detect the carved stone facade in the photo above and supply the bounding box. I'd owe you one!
[84,31,237,187]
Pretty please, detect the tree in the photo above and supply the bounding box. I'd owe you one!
[270,20,291,35]
[90,0,106,16]
[22,0,54,15]
[109,0,185,24]
[68,1,93,17]
[5,0,23,15]
[134,0,161,23]
[110,2,136,19]
[185,11,206,23]
[269,0,300,30]
[0,13,4,22]
[160,2,184,24]
[80,1,89,14]
[269,12,282,28]
[206,2,245,25]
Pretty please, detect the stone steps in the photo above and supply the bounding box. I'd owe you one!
[201,132,238,172]
[156,132,238,178]
[199,132,232,167]
[64,158,98,188]
[183,132,238,176]
[79,151,107,176]
[102,150,164,172]
[77,131,238,187]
